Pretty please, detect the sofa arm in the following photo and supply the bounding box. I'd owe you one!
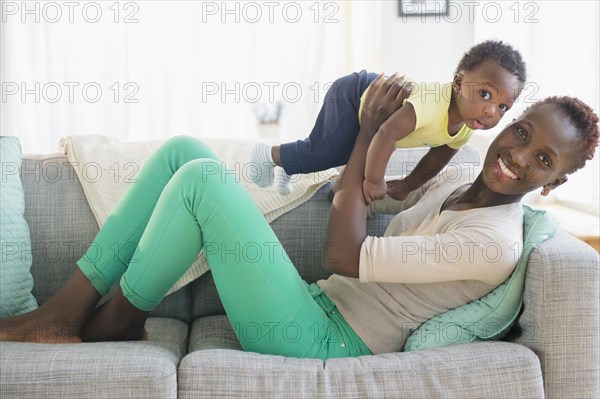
[510,231,599,399]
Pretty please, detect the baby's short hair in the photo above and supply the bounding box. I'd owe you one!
[456,40,527,83]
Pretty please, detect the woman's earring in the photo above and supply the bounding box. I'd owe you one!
[541,185,550,196]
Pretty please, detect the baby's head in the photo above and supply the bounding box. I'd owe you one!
[453,40,527,131]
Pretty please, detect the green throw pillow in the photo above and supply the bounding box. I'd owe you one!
[0,136,38,318]
[402,205,558,351]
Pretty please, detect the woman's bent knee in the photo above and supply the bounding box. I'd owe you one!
[176,158,228,186]
[157,135,220,166]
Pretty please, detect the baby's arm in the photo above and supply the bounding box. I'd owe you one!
[363,103,417,204]
[387,145,458,201]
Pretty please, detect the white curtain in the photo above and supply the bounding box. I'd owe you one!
[472,0,600,211]
[1,0,381,154]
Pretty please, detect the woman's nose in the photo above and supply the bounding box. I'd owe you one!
[512,148,537,181]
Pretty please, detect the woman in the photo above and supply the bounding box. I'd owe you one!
[1,75,598,359]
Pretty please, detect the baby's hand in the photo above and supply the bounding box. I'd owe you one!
[363,178,387,205]
[386,179,411,201]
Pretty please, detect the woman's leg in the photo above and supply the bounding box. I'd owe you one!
[279,70,378,174]
[83,154,365,358]
[76,136,221,295]
[0,136,220,343]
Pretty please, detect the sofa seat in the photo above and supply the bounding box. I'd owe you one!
[0,318,188,398]
[179,315,544,399]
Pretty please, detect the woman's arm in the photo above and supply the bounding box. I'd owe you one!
[323,74,413,277]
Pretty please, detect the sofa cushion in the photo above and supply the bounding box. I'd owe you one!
[0,317,187,399]
[0,136,37,318]
[403,205,559,351]
[181,318,543,399]
[189,315,243,352]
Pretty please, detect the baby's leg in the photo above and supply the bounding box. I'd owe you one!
[279,70,378,175]
[250,70,377,195]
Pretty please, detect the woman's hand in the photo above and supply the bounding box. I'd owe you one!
[386,179,412,201]
[360,73,413,136]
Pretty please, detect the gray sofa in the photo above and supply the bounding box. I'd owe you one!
[1,146,598,398]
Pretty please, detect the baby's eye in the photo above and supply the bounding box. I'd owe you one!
[516,126,527,139]
[538,153,550,167]
[480,90,491,100]
[499,104,508,112]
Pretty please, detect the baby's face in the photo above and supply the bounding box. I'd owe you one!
[454,60,523,130]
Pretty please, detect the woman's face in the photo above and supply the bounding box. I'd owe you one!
[482,103,578,195]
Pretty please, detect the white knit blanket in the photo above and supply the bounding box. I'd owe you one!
[59,135,337,294]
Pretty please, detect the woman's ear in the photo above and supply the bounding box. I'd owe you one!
[546,175,569,192]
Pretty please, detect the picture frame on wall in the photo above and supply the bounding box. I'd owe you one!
[398,0,450,17]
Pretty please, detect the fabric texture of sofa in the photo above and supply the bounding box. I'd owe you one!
[0,145,598,399]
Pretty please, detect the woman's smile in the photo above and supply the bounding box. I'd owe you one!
[496,156,519,181]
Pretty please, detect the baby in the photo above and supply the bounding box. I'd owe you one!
[249,40,526,203]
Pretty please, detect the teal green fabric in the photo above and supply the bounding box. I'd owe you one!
[77,135,372,359]
[403,205,559,351]
[0,136,38,318]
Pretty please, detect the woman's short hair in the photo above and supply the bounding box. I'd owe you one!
[525,96,599,174]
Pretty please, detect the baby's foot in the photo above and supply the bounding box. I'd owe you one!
[0,310,82,343]
[276,167,293,196]
[248,143,276,187]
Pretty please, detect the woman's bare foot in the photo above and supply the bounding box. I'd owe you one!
[0,270,101,344]
[0,309,148,343]
[0,309,83,343]
[82,288,149,342]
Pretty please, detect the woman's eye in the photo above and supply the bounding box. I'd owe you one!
[499,104,508,112]
[538,153,550,167]
[480,90,491,100]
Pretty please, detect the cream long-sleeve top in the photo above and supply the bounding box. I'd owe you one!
[317,164,524,354]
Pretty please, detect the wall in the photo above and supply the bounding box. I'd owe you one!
[380,1,475,82]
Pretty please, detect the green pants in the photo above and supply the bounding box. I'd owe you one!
[77,136,372,359]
